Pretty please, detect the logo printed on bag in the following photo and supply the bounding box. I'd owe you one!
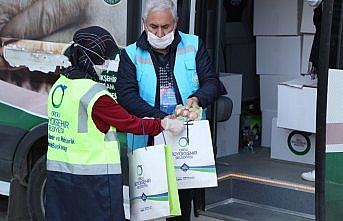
[137,165,143,176]
[134,165,151,189]
[173,150,198,160]
[180,163,189,172]
[141,193,147,202]
[178,137,189,147]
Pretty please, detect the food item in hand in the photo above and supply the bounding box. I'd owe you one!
[173,104,202,121]
[174,105,183,116]
[181,109,190,117]
[188,111,198,120]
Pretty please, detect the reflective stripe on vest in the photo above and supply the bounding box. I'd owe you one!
[47,76,121,175]
[78,83,108,133]
[176,45,196,55]
[47,160,121,175]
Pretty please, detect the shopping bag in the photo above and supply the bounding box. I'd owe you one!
[155,120,218,189]
[164,144,181,216]
[129,135,181,221]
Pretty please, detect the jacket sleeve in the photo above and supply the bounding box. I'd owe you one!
[191,39,227,108]
[92,95,163,136]
[116,49,168,119]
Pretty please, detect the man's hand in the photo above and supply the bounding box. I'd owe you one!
[161,118,185,135]
[186,97,199,108]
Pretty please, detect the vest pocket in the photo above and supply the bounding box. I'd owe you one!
[185,59,199,87]
[185,59,196,70]
[136,69,143,82]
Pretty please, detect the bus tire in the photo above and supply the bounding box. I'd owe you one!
[27,154,46,221]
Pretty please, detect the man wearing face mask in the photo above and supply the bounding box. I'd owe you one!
[46,26,185,221]
[117,0,227,220]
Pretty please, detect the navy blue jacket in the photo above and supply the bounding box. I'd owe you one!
[116,31,227,119]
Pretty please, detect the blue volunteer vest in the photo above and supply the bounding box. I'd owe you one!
[125,31,200,106]
[125,31,200,149]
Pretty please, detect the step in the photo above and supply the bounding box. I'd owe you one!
[204,174,315,221]
[201,202,313,221]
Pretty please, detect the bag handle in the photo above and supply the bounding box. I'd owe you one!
[131,134,135,155]
[142,121,147,151]
[131,121,148,154]
[161,131,167,145]
[185,120,194,146]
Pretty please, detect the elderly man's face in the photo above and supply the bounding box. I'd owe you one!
[144,9,176,38]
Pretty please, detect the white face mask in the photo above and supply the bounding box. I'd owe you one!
[93,64,104,76]
[305,0,322,7]
[94,55,120,75]
[147,30,174,50]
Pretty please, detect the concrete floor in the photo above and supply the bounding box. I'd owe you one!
[0,195,222,221]
[193,215,224,221]
[216,147,314,186]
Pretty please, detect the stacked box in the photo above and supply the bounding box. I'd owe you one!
[254,0,317,147]
[271,118,315,165]
[277,77,317,133]
[253,0,299,36]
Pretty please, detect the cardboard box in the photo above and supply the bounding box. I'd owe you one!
[260,75,300,111]
[261,109,277,148]
[256,36,301,75]
[301,34,315,74]
[271,118,315,165]
[220,73,243,115]
[277,77,317,133]
[217,114,240,157]
[253,0,299,36]
[300,1,316,34]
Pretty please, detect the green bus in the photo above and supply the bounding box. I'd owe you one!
[1,1,343,221]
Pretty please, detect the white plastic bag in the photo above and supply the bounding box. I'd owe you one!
[155,120,218,189]
[129,140,181,221]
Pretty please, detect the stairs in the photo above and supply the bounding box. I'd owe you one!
[201,174,315,221]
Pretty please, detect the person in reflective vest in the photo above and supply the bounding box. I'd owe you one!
[117,1,227,220]
[46,26,185,221]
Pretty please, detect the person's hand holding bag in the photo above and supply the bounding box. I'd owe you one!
[161,118,185,135]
